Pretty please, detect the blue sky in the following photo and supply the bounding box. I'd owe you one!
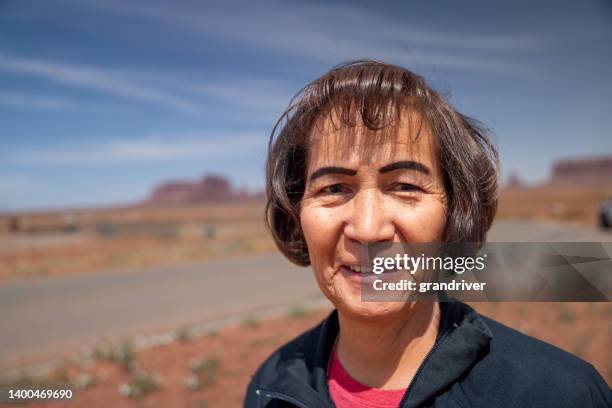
[1,0,611,211]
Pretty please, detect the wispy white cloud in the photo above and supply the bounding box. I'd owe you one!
[6,131,266,165]
[0,53,203,113]
[0,52,298,117]
[113,67,296,115]
[83,0,543,76]
[0,91,75,110]
[0,0,550,119]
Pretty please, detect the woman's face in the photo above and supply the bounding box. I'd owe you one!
[300,111,448,320]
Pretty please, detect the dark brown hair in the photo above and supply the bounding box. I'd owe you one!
[266,60,499,266]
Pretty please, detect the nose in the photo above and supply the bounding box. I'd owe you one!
[343,188,395,245]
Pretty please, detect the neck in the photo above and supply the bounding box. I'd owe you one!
[335,301,440,390]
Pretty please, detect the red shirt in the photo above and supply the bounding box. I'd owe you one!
[327,343,407,408]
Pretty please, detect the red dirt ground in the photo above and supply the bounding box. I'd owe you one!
[4,302,609,408]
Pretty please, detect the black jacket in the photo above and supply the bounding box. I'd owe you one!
[244,300,611,407]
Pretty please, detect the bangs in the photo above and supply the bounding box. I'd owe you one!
[277,60,434,161]
[307,95,431,163]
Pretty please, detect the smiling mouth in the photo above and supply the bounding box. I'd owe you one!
[341,265,401,275]
[346,265,372,274]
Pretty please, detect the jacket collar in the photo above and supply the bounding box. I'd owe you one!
[258,300,493,407]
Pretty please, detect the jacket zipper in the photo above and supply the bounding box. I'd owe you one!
[399,329,451,407]
[256,330,452,408]
[255,388,311,408]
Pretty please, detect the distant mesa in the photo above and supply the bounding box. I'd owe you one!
[549,155,612,186]
[503,155,612,190]
[145,174,263,206]
[504,172,524,189]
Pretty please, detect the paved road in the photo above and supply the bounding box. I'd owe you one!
[0,253,323,372]
[1,220,610,372]
[488,219,612,242]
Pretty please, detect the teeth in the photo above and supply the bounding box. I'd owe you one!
[348,265,371,273]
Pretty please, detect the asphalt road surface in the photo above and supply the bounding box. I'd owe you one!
[1,220,611,373]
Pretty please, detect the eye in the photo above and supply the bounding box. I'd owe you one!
[321,184,349,194]
[391,183,420,193]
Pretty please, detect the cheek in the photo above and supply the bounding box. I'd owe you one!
[395,198,447,241]
[300,206,341,267]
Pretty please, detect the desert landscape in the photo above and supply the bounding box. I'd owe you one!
[2,157,612,282]
[1,157,611,407]
[3,1,612,405]
[2,302,610,407]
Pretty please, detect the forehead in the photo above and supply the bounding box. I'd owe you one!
[307,108,438,169]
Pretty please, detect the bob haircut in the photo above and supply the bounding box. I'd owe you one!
[266,60,499,266]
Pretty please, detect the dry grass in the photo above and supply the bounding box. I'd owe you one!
[2,302,608,408]
[497,184,612,225]
[0,201,275,281]
[1,184,611,282]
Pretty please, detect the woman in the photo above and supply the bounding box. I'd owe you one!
[245,60,610,407]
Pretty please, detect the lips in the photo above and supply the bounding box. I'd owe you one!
[344,264,373,274]
[340,265,405,277]
[340,265,373,282]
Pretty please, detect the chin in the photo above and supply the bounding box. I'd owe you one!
[331,278,417,321]
[342,300,407,321]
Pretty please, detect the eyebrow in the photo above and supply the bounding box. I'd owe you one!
[379,160,431,175]
[309,166,357,181]
[309,160,431,182]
